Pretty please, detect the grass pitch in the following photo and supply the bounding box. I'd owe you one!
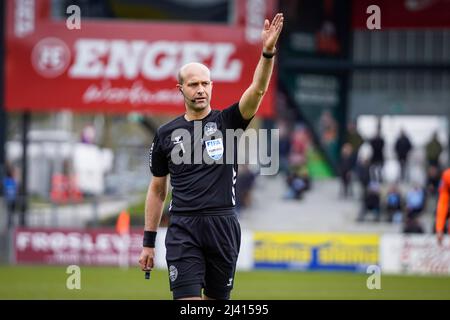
[0,265,449,300]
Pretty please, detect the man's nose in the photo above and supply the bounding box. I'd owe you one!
[197,86,206,95]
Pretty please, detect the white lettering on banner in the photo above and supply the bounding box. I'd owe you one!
[141,41,179,80]
[179,42,212,67]
[104,41,147,79]
[83,81,183,105]
[14,0,35,38]
[210,44,242,81]
[33,232,49,251]
[96,234,111,252]
[69,39,243,81]
[111,234,130,251]
[69,39,109,78]
[16,231,31,250]
[15,231,142,253]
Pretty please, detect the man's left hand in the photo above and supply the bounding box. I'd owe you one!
[261,13,284,53]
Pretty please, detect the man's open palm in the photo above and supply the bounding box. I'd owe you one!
[262,13,284,52]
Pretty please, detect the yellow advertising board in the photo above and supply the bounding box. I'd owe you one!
[253,232,379,271]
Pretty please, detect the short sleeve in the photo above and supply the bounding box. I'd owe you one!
[149,132,169,177]
[220,102,254,130]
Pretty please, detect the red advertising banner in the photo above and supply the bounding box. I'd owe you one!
[6,0,275,116]
[353,0,450,29]
[14,228,144,266]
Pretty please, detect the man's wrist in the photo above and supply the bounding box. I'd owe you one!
[262,47,276,59]
[263,46,276,53]
[143,230,157,248]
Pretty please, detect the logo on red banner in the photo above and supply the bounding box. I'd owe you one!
[31,37,71,78]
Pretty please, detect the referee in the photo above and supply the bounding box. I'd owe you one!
[139,13,284,300]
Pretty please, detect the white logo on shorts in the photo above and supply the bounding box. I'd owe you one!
[169,265,178,282]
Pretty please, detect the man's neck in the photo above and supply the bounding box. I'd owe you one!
[184,106,211,121]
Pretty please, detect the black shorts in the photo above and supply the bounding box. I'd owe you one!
[165,213,241,299]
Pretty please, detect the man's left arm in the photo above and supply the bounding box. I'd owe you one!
[239,13,284,120]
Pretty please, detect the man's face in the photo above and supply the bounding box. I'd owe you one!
[178,66,213,112]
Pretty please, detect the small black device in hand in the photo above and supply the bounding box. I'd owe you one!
[145,271,151,280]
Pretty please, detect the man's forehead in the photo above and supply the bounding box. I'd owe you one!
[185,75,211,83]
[180,63,211,81]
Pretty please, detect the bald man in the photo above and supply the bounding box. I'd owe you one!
[139,13,284,300]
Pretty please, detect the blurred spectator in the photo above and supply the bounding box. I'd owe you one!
[81,124,96,144]
[316,20,340,55]
[319,110,338,157]
[394,129,413,182]
[283,124,311,200]
[405,184,426,219]
[357,181,381,222]
[315,0,340,55]
[369,129,385,183]
[319,110,338,138]
[236,165,257,213]
[50,159,82,204]
[339,143,354,198]
[385,184,403,223]
[284,162,311,200]
[356,157,371,200]
[425,132,443,168]
[403,216,424,234]
[278,120,291,175]
[288,124,309,168]
[426,164,441,197]
[345,121,364,171]
[3,164,18,228]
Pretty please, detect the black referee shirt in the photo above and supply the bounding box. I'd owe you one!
[149,102,253,214]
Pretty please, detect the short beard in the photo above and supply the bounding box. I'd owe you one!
[189,101,208,112]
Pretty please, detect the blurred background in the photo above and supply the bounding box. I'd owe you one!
[1,0,450,299]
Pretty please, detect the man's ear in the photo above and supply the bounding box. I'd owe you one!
[176,83,182,90]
